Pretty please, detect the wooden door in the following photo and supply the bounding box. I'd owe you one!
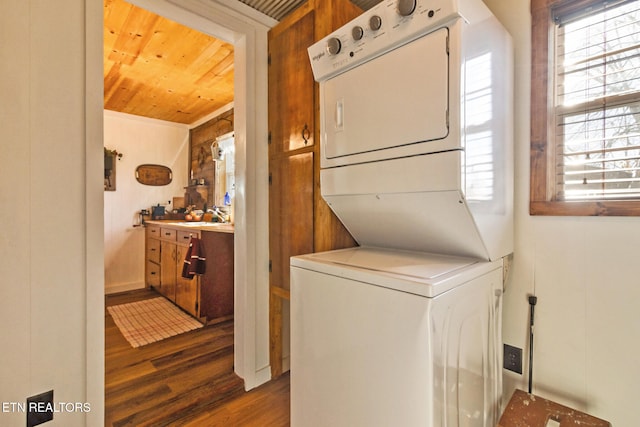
[268,6,317,379]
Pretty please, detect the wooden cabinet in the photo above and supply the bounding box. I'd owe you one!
[145,222,234,323]
[145,225,162,289]
[145,224,198,311]
[267,0,361,378]
[145,230,161,288]
[200,231,234,322]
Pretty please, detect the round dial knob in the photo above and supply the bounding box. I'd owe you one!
[326,37,341,55]
[352,25,364,41]
[397,0,417,16]
[369,15,382,31]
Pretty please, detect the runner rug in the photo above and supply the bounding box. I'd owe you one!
[107,297,203,348]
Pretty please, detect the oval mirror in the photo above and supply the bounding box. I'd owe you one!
[135,164,173,186]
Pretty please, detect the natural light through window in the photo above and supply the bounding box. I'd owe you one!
[555,0,640,200]
[465,52,494,202]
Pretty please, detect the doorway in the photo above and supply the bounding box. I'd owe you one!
[126,0,273,390]
[96,1,274,417]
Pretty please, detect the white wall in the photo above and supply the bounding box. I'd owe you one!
[484,1,640,425]
[0,0,104,425]
[103,111,189,294]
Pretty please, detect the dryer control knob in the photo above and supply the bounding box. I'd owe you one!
[326,37,342,55]
[397,0,417,16]
[352,25,364,41]
[369,15,382,31]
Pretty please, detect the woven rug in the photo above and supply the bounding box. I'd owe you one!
[107,297,203,348]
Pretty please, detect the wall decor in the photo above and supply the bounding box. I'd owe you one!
[135,164,173,186]
[104,148,122,191]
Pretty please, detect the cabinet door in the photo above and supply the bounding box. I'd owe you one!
[160,241,177,301]
[269,10,315,153]
[175,243,199,317]
[200,231,234,321]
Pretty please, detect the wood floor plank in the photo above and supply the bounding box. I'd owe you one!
[105,288,290,426]
[178,373,291,427]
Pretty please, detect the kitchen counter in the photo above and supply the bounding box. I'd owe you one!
[144,220,234,323]
[145,220,234,234]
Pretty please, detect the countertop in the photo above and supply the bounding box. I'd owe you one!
[145,220,235,234]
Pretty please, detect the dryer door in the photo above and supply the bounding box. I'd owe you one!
[321,27,450,165]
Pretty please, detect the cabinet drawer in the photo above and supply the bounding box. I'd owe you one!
[177,230,200,245]
[146,225,160,238]
[160,228,177,241]
[146,260,160,287]
[146,238,160,263]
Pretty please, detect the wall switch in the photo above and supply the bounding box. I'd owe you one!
[26,390,54,427]
[503,344,523,374]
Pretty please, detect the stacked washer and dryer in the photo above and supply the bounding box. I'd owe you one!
[290,0,513,425]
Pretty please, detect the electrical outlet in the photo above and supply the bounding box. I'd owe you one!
[503,344,523,374]
[26,390,54,427]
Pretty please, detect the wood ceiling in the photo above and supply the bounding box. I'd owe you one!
[104,0,234,125]
[104,0,381,125]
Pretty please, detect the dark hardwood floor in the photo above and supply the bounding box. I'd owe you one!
[105,289,290,426]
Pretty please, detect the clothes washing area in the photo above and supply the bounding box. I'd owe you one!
[288,0,616,426]
[291,0,513,425]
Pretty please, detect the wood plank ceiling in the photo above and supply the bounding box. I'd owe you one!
[104,0,235,125]
[104,0,381,125]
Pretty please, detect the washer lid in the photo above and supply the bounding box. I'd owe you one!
[291,247,501,298]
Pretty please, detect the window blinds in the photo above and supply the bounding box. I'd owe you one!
[554,0,640,200]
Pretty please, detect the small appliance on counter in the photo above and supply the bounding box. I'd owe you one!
[133,209,150,227]
[151,204,165,219]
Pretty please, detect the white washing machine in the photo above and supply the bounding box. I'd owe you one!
[291,247,503,426]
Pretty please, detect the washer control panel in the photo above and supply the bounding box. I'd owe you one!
[308,0,458,82]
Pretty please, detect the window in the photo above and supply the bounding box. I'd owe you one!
[213,132,235,206]
[530,0,640,215]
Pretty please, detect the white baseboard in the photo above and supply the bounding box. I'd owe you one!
[241,364,273,391]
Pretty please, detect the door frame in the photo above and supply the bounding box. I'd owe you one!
[95,0,276,392]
